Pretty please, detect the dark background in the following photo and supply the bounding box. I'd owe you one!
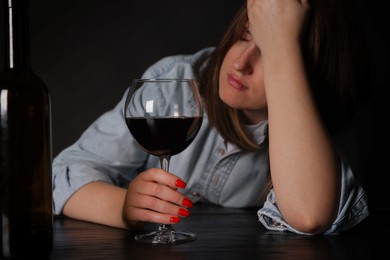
[1,1,388,213]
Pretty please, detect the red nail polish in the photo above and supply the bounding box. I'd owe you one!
[170,216,180,223]
[178,208,190,217]
[175,179,186,189]
[182,198,193,208]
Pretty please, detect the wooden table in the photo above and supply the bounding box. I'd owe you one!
[51,204,387,259]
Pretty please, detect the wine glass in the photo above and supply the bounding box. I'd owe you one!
[124,79,203,244]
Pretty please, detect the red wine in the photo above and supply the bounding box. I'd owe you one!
[126,117,202,157]
[0,0,53,258]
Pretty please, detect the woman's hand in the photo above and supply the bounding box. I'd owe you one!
[246,0,309,56]
[122,168,193,229]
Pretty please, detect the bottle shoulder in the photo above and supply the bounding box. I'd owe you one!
[0,69,50,94]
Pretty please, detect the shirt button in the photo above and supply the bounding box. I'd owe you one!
[191,191,200,197]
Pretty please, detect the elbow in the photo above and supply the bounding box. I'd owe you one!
[293,220,330,235]
[281,204,337,234]
[287,213,334,234]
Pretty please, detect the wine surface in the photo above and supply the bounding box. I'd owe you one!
[126,117,202,157]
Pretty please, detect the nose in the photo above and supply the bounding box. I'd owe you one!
[233,43,258,74]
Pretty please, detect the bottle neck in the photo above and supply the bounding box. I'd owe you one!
[3,0,31,71]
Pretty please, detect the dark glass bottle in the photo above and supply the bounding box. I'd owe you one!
[0,0,53,258]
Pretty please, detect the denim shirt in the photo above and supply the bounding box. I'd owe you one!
[52,47,369,235]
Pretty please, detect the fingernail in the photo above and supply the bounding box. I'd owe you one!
[175,179,186,189]
[170,216,181,223]
[178,208,190,217]
[182,198,193,208]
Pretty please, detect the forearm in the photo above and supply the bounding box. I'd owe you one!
[263,46,340,233]
[62,181,129,229]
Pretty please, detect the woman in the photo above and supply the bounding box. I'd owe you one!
[53,0,369,235]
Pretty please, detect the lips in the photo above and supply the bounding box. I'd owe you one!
[227,74,247,90]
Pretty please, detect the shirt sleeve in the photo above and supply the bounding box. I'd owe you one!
[52,91,149,215]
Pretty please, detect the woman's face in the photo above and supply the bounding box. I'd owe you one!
[219,29,268,124]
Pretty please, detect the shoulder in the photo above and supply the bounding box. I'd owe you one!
[141,47,215,79]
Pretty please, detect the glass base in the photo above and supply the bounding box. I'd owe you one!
[135,224,197,244]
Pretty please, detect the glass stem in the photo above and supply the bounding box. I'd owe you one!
[159,156,174,231]
[159,156,171,172]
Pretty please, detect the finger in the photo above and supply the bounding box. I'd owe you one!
[134,181,193,208]
[130,207,183,225]
[127,195,191,224]
[140,168,188,189]
[131,194,191,218]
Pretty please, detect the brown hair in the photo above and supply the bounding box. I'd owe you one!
[198,0,367,151]
[198,4,257,151]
